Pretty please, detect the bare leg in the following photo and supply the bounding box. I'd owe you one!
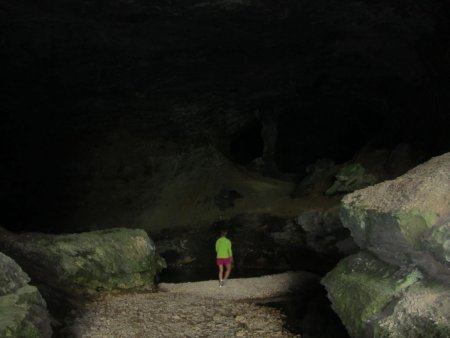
[224,263,232,280]
[218,264,224,282]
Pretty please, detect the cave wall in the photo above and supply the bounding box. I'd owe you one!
[1,0,449,232]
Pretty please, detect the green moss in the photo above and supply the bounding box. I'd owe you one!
[0,287,44,338]
[397,209,439,247]
[397,269,423,288]
[426,222,450,263]
[34,229,161,292]
[0,294,23,321]
[326,163,377,195]
[15,286,43,305]
[341,202,443,258]
[2,228,164,298]
[16,321,42,338]
[322,252,422,338]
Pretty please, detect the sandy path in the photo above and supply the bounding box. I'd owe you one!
[69,272,315,338]
[158,271,318,300]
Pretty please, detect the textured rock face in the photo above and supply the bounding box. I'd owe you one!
[17,143,304,233]
[0,228,166,298]
[341,152,450,280]
[326,163,377,195]
[323,252,450,338]
[295,207,358,256]
[291,159,338,197]
[323,153,450,338]
[0,252,52,338]
[2,0,450,234]
[0,252,30,296]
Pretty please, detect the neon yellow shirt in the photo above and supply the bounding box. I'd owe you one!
[215,236,232,258]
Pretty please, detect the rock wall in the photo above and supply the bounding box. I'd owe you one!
[2,0,450,234]
[3,138,318,233]
[341,152,450,281]
[323,252,449,338]
[0,227,166,299]
[322,152,450,338]
[0,252,52,338]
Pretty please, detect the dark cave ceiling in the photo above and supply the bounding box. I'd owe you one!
[1,0,450,169]
[1,0,450,232]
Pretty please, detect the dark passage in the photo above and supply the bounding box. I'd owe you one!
[229,119,263,165]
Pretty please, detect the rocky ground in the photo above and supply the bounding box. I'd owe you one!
[66,273,307,338]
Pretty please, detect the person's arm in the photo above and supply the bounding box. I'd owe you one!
[228,240,233,260]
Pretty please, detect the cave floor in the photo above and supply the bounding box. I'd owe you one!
[67,273,305,338]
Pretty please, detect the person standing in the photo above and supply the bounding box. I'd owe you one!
[215,229,233,287]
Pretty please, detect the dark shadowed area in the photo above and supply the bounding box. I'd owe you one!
[1,1,449,337]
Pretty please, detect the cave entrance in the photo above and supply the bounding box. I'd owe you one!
[275,104,385,173]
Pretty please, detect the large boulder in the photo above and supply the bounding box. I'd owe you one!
[322,252,450,338]
[0,251,52,338]
[0,228,166,298]
[291,159,338,197]
[340,153,450,281]
[294,207,358,256]
[326,163,377,195]
[323,153,450,338]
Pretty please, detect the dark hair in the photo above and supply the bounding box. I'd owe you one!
[220,229,228,236]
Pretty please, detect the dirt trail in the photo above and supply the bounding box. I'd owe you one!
[69,272,315,337]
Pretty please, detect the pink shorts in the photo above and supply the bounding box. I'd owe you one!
[216,258,232,266]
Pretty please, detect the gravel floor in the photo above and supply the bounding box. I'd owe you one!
[159,271,317,300]
[68,272,312,337]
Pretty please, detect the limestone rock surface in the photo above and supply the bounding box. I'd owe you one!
[0,252,52,338]
[322,252,450,338]
[341,152,450,280]
[294,207,358,256]
[0,228,166,298]
[323,153,450,338]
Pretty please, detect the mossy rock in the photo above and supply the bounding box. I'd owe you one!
[425,221,450,266]
[0,252,52,338]
[326,163,377,195]
[340,153,450,279]
[341,205,439,263]
[374,279,450,338]
[323,252,450,338]
[0,228,166,297]
[322,252,422,338]
[0,252,30,296]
